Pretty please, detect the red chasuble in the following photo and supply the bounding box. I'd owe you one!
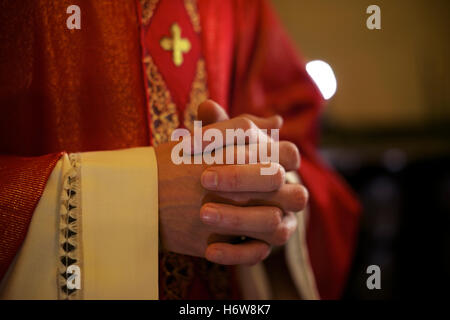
[0,0,360,299]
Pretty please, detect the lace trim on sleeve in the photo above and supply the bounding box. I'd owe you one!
[58,153,83,300]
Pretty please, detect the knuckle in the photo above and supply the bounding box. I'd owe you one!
[284,141,301,168]
[239,113,251,120]
[292,184,309,211]
[302,185,309,205]
[274,224,291,246]
[270,164,285,190]
[267,208,283,232]
[238,117,254,131]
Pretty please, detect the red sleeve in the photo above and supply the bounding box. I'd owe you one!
[0,152,63,281]
[230,0,361,299]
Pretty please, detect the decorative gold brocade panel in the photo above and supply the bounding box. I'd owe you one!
[140,0,232,300]
[184,58,208,131]
[143,55,180,146]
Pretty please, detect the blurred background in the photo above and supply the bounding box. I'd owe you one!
[272,0,450,299]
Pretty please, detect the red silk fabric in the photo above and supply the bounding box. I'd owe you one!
[0,0,149,286]
[0,0,360,299]
[0,153,63,280]
[0,0,150,156]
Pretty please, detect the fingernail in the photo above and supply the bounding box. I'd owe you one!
[201,170,218,189]
[201,205,220,224]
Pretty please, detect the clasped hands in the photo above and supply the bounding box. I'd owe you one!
[155,100,308,266]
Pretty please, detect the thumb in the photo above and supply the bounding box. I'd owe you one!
[197,99,230,126]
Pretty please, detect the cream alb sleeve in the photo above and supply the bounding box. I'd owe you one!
[0,147,159,300]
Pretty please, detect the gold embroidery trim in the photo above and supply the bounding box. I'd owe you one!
[143,55,180,146]
[160,252,195,300]
[198,260,233,299]
[140,0,159,25]
[184,58,208,131]
[184,0,201,33]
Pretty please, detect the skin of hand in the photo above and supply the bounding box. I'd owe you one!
[155,100,308,266]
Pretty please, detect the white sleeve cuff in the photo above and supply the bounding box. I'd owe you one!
[78,147,159,299]
[0,147,159,300]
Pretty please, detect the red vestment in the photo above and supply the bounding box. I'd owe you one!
[0,0,360,299]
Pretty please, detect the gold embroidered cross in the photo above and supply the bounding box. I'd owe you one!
[160,23,191,67]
